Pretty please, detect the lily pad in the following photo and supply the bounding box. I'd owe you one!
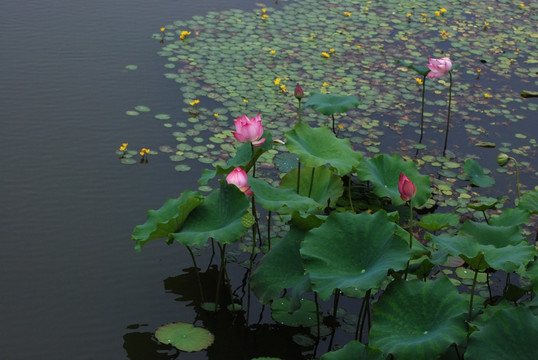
[463,158,495,187]
[304,93,360,116]
[155,322,214,352]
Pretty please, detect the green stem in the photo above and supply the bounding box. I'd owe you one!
[419,75,426,141]
[298,99,302,123]
[442,71,453,156]
[251,143,256,178]
[404,200,413,280]
[348,175,355,213]
[468,256,483,322]
[331,114,336,134]
[267,211,272,251]
[247,196,259,323]
[332,289,340,318]
[186,246,205,303]
[314,292,320,338]
[308,167,316,198]
[297,160,301,194]
[215,243,227,312]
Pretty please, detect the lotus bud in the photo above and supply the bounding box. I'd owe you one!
[294,83,304,100]
[497,153,509,167]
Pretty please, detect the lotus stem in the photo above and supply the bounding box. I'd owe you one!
[186,246,205,303]
[442,71,453,156]
[308,167,316,198]
[297,160,301,193]
[331,114,336,134]
[251,143,256,178]
[404,200,413,280]
[332,289,341,318]
[247,196,259,323]
[419,75,427,142]
[468,255,483,322]
[314,292,321,338]
[348,175,355,213]
[298,99,302,123]
[267,211,272,250]
[215,243,227,312]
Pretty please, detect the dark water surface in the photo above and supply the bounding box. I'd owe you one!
[0,0,257,358]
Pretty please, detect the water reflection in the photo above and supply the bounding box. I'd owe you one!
[125,266,310,359]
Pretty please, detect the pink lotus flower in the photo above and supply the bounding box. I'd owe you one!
[232,114,266,146]
[426,57,452,78]
[398,173,417,202]
[226,167,253,196]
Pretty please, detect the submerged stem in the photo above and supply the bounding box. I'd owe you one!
[419,75,426,141]
[186,246,205,303]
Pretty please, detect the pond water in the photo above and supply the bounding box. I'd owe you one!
[1,0,536,359]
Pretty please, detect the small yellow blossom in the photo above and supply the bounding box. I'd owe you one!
[440,8,447,13]
[322,52,330,58]
[337,125,344,130]
[484,93,491,98]
[160,27,165,32]
[520,3,525,7]
[120,143,128,151]
[477,68,482,73]
[243,99,248,103]
[510,58,515,62]
[365,7,369,11]
[270,49,276,55]
[257,84,263,88]
[435,11,441,16]
[214,113,219,117]
[344,11,351,17]
[323,82,328,87]
[415,78,423,85]
[280,84,287,92]
[421,13,427,17]
[140,148,150,156]
[274,78,281,85]
[261,8,266,13]
[356,45,361,50]
[261,14,269,20]
[484,21,489,26]
[189,99,200,106]
[406,13,412,18]
[329,48,335,53]
[179,30,191,40]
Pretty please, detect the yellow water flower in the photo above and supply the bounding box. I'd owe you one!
[243,98,248,103]
[338,124,344,130]
[415,78,423,85]
[160,27,165,32]
[261,14,268,20]
[322,52,330,58]
[214,113,219,117]
[280,84,287,92]
[520,3,525,7]
[189,99,200,106]
[435,11,440,16]
[261,8,266,13]
[365,7,369,11]
[274,78,281,85]
[484,93,491,98]
[179,30,191,40]
[323,82,328,87]
[406,13,412,18]
[329,48,335,53]
[270,49,276,55]
[356,45,361,50]
[477,68,482,73]
[440,8,447,13]
[344,11,351,17]
[120,143,128,151]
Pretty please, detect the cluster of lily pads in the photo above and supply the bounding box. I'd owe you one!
[136,0,537,216]
[128,0,538,358]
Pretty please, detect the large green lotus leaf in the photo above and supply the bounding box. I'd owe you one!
[460,220,524,246]
[522,259,538,293]
[430,231,535,272]
[466,307,538,359]
[155,322,214,352]
[356,154,431,207]
[304,92,360,116]
[417,213,460,232]
[320,340,384,360]
[248,177,322,215]
[251,226,311,304]
[285,122,362,175]
[300,211,410,300]
[489,208,530,227]
[271,297,320,327]
[518,188,538,214]
[132,190,204,251]
[463,158,495,187]
[279,166,344,207]
[370,277,468,360]
[172,182,250,246]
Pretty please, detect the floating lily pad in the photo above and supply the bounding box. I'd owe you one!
[125,64,138,70]
[155,322,214,352]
